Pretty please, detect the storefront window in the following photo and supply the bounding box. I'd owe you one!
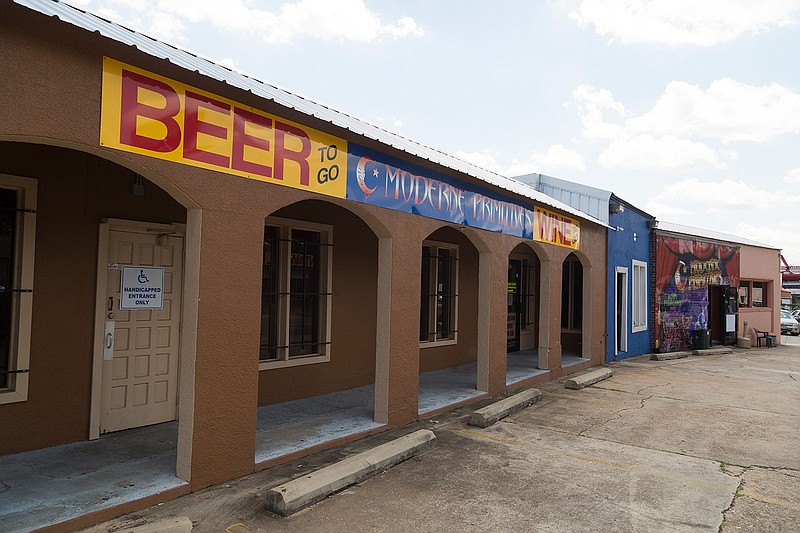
[420,242,458,344]
[259,218,331,369]
[0,175,36,404]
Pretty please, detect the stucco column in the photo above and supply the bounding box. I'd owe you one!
[382,231,423,426]
[481,249,508,395]
[546,253,564,377]
[182,208,262,489]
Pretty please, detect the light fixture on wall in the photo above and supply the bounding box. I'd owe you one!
[132,174,145,197]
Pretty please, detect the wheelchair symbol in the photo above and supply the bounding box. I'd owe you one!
[137,270,150,284]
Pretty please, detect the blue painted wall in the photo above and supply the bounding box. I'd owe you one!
[606,201,652,361]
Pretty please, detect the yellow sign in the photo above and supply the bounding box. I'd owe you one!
[533,206,580,250]
[100,58,347,198]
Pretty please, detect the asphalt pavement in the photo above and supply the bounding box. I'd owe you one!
[85,338,800,533]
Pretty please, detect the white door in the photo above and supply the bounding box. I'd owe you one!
[100,228,183,433]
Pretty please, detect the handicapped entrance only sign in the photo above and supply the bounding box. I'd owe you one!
[120,266,165,310]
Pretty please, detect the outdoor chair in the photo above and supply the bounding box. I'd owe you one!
[753,328,776,348]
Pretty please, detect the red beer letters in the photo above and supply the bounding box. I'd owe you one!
[119,69,312,185]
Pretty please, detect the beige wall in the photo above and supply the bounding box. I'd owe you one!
[0,144,186,455]
[0,2,609,493]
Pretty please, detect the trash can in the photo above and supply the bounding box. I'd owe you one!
[691,329,710,350]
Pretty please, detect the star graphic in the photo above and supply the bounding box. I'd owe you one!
[372,168,379,178]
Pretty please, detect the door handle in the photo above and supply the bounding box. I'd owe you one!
[103,321,115,360]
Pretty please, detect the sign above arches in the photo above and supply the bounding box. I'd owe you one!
[100,58,580,249]
[100,58,348,199]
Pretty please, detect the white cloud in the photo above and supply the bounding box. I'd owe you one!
[736,222,798,261]
[783,168,800,183]
[571,84,626,141]
[642,200,690,218]
[598,135,722,170]
[647,177,794,219]
[570,78,800,170]
[454,144,586,176]
[78,0,423,44]
[530,144,587,171]
[570,0,800,46]
[628,78,800,142]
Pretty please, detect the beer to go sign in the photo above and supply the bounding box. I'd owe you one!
[100,58,347,198]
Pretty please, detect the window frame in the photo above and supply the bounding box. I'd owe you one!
[631,259,648,333]
[259,216,332,370]
[739,280,769,309]
[738,283,750,308]
[0,174,36,405]
[419,240,459,348]
[751,281,767,308]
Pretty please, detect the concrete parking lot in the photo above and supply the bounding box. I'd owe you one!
[86,340,800,533]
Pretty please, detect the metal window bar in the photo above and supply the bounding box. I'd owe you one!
[521,262,538,327]
[0,368,29,375]
[0,207,36,214]
[0,288,32,293]
[420,250,459,341]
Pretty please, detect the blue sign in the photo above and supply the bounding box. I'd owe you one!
[346,144,534,239]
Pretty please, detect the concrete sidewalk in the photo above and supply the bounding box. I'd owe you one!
[85,342,800,533]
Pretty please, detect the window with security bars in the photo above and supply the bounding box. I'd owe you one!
[632,260,647,332]
[260,219,332,368]
[0,175,36,404]
[420,242,458,344]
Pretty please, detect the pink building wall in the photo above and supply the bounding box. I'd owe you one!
[738,244,781,344]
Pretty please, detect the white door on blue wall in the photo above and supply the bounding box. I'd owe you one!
[616,267,628,354]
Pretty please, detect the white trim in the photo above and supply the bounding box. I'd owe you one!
[0,174,37,405]
[615,267,628,354]
[419,240,459,348]
[631,259,648,333]
[259,216,333,370]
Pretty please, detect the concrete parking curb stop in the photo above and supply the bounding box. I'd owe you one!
[651,351,691,360]
[564,368,613,389]
[468,389,542,428]
[693,347,734,356]
[265,429,436,516]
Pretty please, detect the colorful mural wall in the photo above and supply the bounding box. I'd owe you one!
[655,235,740,352]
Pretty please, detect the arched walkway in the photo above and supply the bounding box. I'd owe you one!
[506,242,548,385]
[416,225,486,415]
[0,141,196,530]
[253,198,387,463]
[561,251,593,366]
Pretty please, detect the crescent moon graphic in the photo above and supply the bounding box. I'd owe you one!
[356,156,377,198]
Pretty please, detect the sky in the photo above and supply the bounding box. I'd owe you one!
[66,0,800,263]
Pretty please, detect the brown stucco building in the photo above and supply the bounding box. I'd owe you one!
[0,1,608,529]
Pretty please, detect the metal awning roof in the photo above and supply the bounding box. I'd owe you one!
[13,0,606,227]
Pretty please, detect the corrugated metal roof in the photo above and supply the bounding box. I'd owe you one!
[657,221,777,250]
[12,0,607,228]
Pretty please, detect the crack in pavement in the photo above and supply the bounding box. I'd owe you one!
[578,394,653,437]
[719,472,746,533]
[637,382,671,395]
